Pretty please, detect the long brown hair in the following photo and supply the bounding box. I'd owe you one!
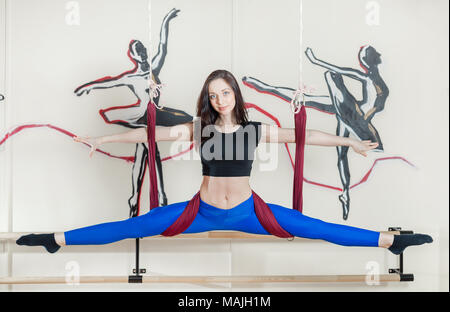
[196,70,248,144]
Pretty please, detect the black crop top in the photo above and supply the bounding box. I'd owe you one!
[200,121,262,177]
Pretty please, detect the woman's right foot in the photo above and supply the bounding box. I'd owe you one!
[16,233,61,253]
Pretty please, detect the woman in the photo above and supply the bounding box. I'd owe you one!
[16,70,432,255]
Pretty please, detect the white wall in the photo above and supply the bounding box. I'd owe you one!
[0,0,448,291]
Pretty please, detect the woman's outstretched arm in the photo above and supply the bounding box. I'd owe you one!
[261,125,378,157]
[73,122,193,157]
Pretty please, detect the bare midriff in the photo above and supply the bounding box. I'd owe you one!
[199,176,252,210]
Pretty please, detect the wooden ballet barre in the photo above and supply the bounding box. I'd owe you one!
[0,273,411,285]
[156,230,405,239]
[0,230,404,241]
[0,228,415,284]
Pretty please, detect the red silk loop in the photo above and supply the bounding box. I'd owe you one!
[149,80,164,109]
[290,89,305,114]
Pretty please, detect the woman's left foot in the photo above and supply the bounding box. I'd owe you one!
[388,234,433,255]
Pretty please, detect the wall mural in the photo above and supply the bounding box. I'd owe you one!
[0,9,417,222]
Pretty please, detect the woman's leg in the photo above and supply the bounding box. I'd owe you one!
[268,203,381,247]
[63,201,189,246]
[21,196,220,252]
[18,200,192,252]
[222,196,380,247]
[225,199,381,247]
[264,203,432,254]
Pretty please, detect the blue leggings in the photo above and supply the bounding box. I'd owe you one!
[64,194,380,247]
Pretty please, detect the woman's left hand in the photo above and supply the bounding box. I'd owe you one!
[350,140,379,157]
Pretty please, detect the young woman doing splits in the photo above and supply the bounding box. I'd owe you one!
[16,70,432,256]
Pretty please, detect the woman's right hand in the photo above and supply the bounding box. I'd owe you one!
[73,136,102,158]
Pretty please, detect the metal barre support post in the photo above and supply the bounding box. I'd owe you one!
[128,238,146,283]
[388,227,414,282]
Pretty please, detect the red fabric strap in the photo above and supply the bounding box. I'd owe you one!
[158,190,294,238]
[162,192,201,236]
[252,191,293,238]
[159,190,294,238]
[293,105,307,212]
[146,102,160,210]
[146,103,306,237]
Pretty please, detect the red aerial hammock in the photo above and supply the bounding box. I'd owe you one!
[145,0,306,238]
[145,90,307,238]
